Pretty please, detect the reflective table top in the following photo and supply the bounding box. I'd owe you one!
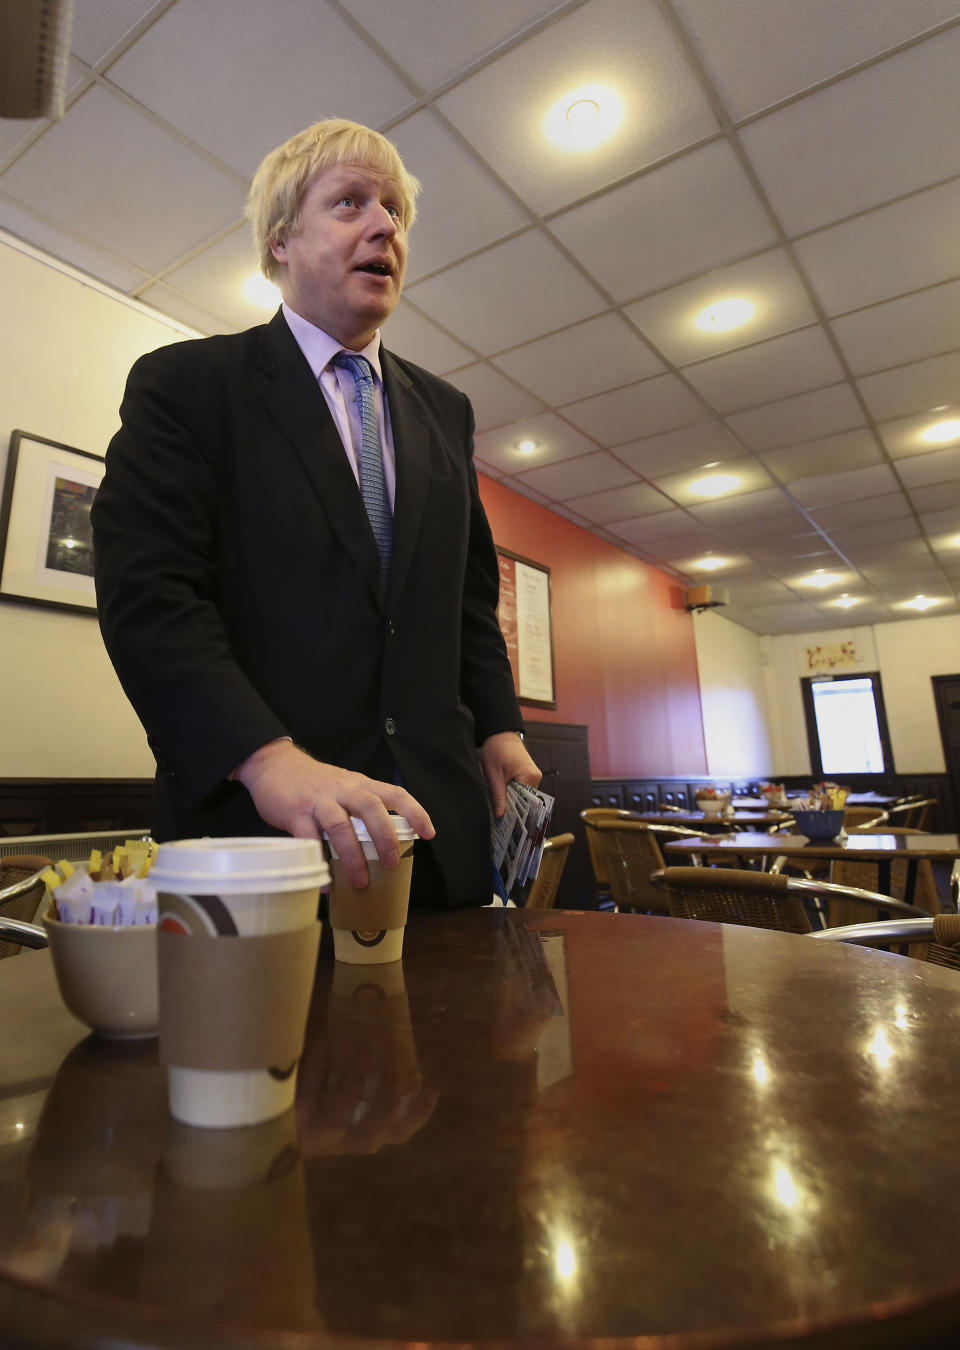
[3,908,960,1349]
[664,832,960,858]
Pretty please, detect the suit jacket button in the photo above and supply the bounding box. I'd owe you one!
[387,620,396,636]
[385,717,397,736]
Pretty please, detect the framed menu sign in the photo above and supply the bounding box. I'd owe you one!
[496,547,556,709]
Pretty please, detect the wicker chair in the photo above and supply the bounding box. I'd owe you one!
[843,805,888,830]
[526,833,574,909]
[808,912,960,972]
[650,865,924,934]
[884,797,938,830]
[0,855,53,958]
[579,809,643,905]
[828,826,944,922]
[592,821,707,915]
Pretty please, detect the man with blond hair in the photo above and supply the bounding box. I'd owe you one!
[92,118,539,908]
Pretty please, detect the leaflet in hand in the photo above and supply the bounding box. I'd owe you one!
[491,779,555,899]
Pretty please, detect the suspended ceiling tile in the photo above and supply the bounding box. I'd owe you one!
[137,283,224,336]
[503,478,553,506]
[790,463,901,509]
[475,457,504,480]
[550,140,776,303]
[907,480,960,513]
[105,0,414,178]
[71,0,162,65]
[492,314,663,407]
[924,514,960,541]
[473,410,599,473]
[682,329,845,415]
[405,228,604,353]
[607,509,705,545]
[858,349,960,423]
[727,383,864,451]
[381,301,475,373]
[831,279,960,376]
[561,372,705,446]
[445,363,545,431]
[0,199,149,292]
[0,86,244,274]
[809,491,913,530]
[513,450,637,500]
[436,0,719,216]
[877,408,960,459]
[671,0,960,120]
[687,489,801,529]
[390,110,529,282]
[652,456,774,506]
[614,421,742,478]
[794,177,960,319]
[565,480,675,525]
[759,429,884,483]
[896,444,960,488]
[827,517,922,551]
[347,0,563,89]
[740,27,960,235]
[624,248,818,366]
[639,530,731,563]
[156,225,274,331]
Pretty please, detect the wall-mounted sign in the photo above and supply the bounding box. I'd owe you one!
[496,548,556,709]
[803,640,858,673]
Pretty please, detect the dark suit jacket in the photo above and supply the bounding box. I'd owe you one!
[91,309,522,906]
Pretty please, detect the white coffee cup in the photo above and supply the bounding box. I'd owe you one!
[325,817,417,964]
[150,838,328,1129]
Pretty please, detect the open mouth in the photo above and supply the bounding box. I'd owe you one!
[356,262,391,276]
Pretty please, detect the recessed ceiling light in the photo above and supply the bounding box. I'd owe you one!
[799,569,841,589]
[244,273,282,308]
[688,472,740,498]
[544,83,623,151]
[692,555,728,571]
[831,594,861,608]
[694,297,755,333]
[515,439,539,455]
[920,417,960,445]
[902,594,942,611]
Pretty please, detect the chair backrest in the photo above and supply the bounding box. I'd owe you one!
[526,834,574,909]
[829,827,942,920]
[808,913,960,971]
[579,809,642,888]
[843,806,888,830]
[886,798,938,830]
[592,821,671,914]
[0,855,53,958]
[654,865,813,933]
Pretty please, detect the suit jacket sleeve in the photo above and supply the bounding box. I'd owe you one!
[91,341,288,807]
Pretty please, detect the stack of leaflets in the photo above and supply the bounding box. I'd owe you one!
[491,779,555,903]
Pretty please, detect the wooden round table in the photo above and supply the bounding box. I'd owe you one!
[3,908,960,1349]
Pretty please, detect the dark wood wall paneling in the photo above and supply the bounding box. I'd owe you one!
[591,773,957,832]
[0,780,152,839]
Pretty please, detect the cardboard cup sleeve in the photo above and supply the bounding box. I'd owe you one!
[158,924,320,1071]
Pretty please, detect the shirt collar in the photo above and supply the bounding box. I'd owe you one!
[281,303,383,382]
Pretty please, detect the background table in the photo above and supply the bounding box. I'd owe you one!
[663,832,960,903]
[639,810,792,832]
[4,910,960,1348]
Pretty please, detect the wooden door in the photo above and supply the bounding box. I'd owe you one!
[932,675,960,832]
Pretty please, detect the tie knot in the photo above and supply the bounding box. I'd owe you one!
[333,351,373,386]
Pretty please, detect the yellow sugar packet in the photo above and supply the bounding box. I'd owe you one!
[40,868,62,891]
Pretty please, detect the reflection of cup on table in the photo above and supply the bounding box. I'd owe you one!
[325,817,417,964]
[149,837,328,1129]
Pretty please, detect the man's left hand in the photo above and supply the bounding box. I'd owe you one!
[481,731,542,819]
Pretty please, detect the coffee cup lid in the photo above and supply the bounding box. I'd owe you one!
[324,816,418,845]
[150,837,330,894]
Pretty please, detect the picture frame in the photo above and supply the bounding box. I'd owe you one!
[496,547,556,710]
[0,430,104,615]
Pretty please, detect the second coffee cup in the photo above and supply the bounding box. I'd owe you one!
[325,817,417,964]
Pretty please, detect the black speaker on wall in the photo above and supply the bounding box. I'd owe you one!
[0,0,74,120]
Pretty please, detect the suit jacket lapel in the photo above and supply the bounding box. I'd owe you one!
[382,348,431,606]
[255,311,382,593]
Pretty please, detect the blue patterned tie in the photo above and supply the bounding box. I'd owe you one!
[333,352,392,589]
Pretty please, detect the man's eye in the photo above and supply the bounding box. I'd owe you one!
[385,203,401,220]
[337,195,356,208]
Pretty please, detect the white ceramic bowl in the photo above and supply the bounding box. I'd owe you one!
[42,913,158,1040]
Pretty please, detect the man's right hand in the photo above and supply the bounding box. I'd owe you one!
[233,739,434,888]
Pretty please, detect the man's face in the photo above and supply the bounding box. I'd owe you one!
[270,161,408,349]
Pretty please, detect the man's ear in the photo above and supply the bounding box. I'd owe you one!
[269,233,287,264]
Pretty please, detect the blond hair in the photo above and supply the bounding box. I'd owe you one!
[245,118,421,281]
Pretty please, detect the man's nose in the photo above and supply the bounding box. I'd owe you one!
[368,202,398,237]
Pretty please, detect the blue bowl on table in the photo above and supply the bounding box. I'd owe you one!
[791,809,845,841]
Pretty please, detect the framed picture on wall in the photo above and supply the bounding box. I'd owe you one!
[0,430,105,615]
[496,547,556,709]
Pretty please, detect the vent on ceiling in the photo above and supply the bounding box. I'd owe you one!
[0,0,74,120]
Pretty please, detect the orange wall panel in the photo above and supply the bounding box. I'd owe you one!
[478,476,707,779]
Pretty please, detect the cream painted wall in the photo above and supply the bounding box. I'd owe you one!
[0,233,196,776]
[691,610,775,779]
[764,617,959,775]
